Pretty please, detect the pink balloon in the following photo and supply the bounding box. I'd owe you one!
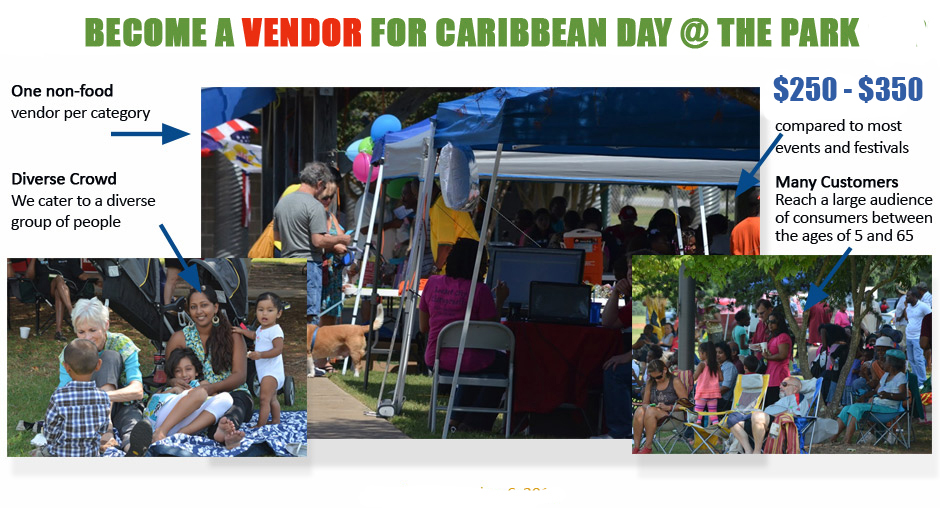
[353,152,377,183]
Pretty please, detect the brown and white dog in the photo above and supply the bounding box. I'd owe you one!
[307,304,384,377]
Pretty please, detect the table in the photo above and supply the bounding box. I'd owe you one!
[506,321,624,415]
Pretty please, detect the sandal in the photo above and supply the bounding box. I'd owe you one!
[54,331,67,342]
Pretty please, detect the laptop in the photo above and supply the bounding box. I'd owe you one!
[528,281,593,326]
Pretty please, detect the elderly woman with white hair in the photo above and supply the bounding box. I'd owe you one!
[58,298,151,455]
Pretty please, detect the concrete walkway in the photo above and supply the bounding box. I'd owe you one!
[307,377,408,439]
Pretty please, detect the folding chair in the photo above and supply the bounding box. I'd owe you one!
[857,372,916,449]
[429,321,515,438]
[794,377,824,454]
[8,268,95,337]
[683,374,769,454]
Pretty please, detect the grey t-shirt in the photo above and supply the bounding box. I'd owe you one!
[273,191,327,261]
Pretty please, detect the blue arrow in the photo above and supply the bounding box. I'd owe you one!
[111,123,189,145]
[159,224,201,290]
[805,247,853,308]
[736,133,783,197]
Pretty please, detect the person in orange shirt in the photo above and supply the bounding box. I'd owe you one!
[730,188,760,255]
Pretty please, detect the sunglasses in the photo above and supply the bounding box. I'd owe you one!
[781,381,790,387]
[321,194,335,202]
[650,373,664,380]
[768,319,779,324]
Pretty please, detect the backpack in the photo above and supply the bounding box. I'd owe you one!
[810,349,827,378]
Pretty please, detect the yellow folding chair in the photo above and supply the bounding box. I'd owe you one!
[683,374,769,454]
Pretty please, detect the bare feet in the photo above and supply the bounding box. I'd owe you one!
[217,417,245,450]
[152,430,167,443]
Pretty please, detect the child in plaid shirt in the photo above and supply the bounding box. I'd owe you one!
[36,339,111,457]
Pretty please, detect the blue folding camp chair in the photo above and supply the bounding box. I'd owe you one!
[794,377,824,454]
[856,372,916,449]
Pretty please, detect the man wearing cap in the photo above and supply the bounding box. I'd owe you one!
[852,336,893,396]
[602,205,646,265]
[898,290,931,386]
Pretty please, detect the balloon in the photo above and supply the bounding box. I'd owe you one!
[370,114,402,140]
[358,136,374,155]
[385,178,407,199]
[345,139,362,162]
[353,152,378,183]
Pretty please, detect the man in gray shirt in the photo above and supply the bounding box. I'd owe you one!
[274,161,350,322]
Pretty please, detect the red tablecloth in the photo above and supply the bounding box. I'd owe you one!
[506,322,624,414]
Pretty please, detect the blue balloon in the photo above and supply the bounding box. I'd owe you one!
[370,114,402,140]
[345,139,363,162]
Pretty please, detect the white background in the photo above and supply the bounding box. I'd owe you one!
[0,1,935,506]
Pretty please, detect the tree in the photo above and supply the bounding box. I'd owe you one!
[640,254,928,417]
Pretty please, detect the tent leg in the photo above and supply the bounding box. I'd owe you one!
[672,186,684,253]
[699,189,709,255]
[443,143,503,439]
[380,127,436,416]
[344,163,383,375]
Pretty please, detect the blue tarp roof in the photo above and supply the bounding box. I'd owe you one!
[434,87,759,161]
[200,87,277,133]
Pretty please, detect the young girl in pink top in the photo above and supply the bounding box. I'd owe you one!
[693,341,723,425]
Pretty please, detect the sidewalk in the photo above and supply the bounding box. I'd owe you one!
[307,377,408,439]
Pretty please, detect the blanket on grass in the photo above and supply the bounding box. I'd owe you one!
[103,410,306,457]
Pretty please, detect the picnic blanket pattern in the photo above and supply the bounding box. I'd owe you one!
[103,410,306,457]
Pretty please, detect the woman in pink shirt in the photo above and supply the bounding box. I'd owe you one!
[762,310,793,405]
[833,304,851,328]
[420,238,509,432]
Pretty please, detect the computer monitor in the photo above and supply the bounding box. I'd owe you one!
[486,248,585,309]
[528,281,592,325]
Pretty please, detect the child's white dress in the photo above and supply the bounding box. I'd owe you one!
[254,324,285,390]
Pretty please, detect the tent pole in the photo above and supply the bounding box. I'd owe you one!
[672,186,684,253]
[384,125,436,416]
[364,174,387,390]
[699,189,709,255]
[443,142,503,439]
[343,163,382,375]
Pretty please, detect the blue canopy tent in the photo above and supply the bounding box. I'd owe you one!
[366,88,760,432]
[431,87,759,437]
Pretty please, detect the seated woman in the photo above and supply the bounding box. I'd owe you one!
[633,359,689,454]
[166,288,251,449]
[419,238,509,433]
[146,348,234,443]
[833,349,908,444]
[60,298,149,455]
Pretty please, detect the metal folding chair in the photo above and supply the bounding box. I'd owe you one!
[429,321,515,438]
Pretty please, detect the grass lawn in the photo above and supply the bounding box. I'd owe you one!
[7,260,307,457]
[328,370,523,439]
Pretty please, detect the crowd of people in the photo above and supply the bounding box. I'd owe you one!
[630,281,931,454]
[279,160,631,438]
[511,187,761,271]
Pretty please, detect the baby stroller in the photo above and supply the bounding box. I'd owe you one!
[91,258,179,392]
[194,259,295,407]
